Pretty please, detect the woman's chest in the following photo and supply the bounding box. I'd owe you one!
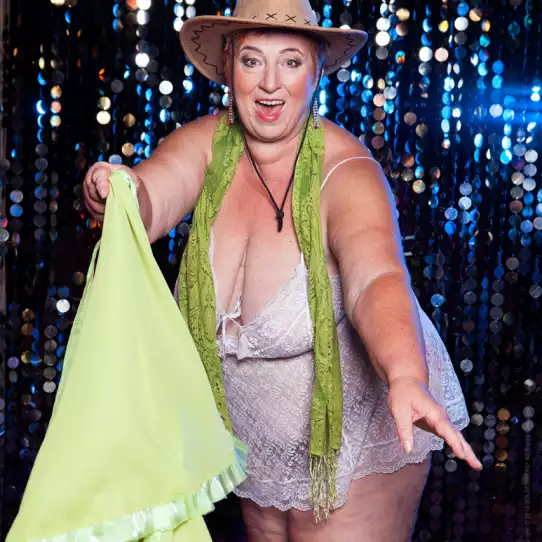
[211,164,310,320]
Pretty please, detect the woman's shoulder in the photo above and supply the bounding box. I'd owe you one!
[320,120,382,193]
[321,119,375,172]
[170,113,222,143]
[192,112,224,132]
[158,113,223,166]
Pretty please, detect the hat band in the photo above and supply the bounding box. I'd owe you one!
[223,24,331,50]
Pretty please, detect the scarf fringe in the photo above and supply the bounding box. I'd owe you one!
[309,451,338,522]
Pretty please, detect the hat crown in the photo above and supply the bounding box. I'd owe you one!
[233,0,318,27]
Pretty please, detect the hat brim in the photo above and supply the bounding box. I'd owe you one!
[180,16,368,85]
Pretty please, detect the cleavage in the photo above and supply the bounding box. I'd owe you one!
[209,229,304,329]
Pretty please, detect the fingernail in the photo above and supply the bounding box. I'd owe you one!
[404,440,412,454]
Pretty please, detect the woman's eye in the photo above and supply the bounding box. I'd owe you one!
[286,59,300,68]
[242,57,260,67]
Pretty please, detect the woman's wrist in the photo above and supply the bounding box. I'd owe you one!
[386,369,429,388]
[114,169,140,208]
[134,175,154,239]
[110,166,154,237]
[362,347,430,389]
[377,350,428,387]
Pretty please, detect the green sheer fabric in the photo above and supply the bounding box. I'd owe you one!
[7,171,246,542]
[178,115,342,518]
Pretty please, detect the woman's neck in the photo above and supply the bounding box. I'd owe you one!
[243,125,305,170]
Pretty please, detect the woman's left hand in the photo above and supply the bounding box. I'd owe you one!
[388,377,482,471]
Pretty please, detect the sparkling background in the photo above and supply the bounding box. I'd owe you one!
[2,0,542,540]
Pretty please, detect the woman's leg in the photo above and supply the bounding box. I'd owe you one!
[241,498,289,542]
[288,457,431,542]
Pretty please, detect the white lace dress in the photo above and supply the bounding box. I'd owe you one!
[211,241,470,512]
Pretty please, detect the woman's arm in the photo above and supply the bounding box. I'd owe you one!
[324,158,428,387]
[324,155,481,470]
[84,114,219,243]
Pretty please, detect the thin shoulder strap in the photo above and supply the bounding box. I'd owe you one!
[321,156,380,191]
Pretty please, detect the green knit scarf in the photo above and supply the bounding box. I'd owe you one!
[178,114,342,519]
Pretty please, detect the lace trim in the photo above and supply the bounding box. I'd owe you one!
[28,440,247,542]
[233,415,469,512]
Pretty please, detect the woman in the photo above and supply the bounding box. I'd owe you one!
[84,0,481,539]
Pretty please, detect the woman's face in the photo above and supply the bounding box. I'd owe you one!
[227,31,321,143]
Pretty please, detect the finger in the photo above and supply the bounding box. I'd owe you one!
[416,417,463,458]
[84,170,105,204]
[413,418,433,433]
[433,418,468,460]
[458,433,483,471]
[445,427,482,471]
[84,202,104,222]
[391,403,414,454]
[88,164,112,199]
[83,180,105,217]
[83,184,105,222]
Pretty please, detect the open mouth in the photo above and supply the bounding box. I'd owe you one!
[255,99,285,122]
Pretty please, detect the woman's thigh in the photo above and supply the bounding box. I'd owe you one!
[287,457,431,542]
[241,498,289,542]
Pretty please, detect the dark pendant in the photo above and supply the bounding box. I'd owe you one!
[276,210,285,232]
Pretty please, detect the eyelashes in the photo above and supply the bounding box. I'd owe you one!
[239,57,304,69]
[240,56,260,68]
[286,59,302,68]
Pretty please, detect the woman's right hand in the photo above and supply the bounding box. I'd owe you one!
[82,115,216,237]
[83,163,137,222]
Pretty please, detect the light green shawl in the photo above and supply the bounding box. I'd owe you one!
[7,171,246,542]
[178,114,342,518]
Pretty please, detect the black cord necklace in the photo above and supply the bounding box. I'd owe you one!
[244,113,311,233]
[229,40,320,233]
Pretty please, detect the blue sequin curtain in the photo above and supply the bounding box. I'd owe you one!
[1,0,542,540]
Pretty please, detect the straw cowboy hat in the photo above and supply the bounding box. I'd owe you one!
[180,0,368,85]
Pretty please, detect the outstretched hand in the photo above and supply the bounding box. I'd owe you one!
[388,377,482,471]
[83,163,138,223]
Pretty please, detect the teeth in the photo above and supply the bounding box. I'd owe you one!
[257,100,284,106]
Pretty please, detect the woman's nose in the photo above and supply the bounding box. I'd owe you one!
[259,65,281,94]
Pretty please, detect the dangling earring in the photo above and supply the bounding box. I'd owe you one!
[228,95,234,126]
[313,96,319,128]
